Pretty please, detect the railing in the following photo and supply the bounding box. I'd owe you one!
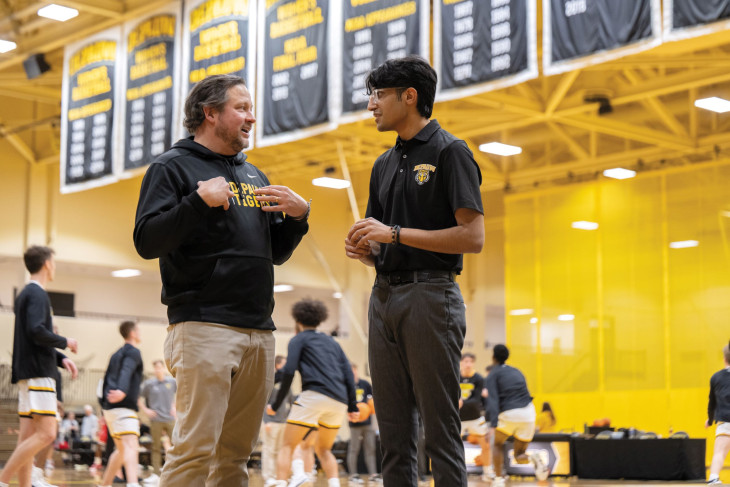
[0,363,127,408]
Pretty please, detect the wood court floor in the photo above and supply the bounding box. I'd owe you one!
[10,467,714,486]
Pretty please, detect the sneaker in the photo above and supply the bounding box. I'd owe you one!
[707,479,721,485]
[141,473,159,486]
[31,466,58,487]
[529,451,548,481]
[348,475,363,484]
[482,465,496,481]
[367,474,382,483]
[492,476,506,487]
[288,471,312,487]
[264,480,279,487]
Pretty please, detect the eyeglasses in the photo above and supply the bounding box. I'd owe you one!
[368,87,408,102]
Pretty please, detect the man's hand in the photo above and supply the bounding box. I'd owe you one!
[345,234,373,260]
[106,389,126,404]
[459,399,464,409]
[62,357,78,380]
[66,338,78,353]
[348,218,392,248]
[255,185,308,219]
[145,407,158,419]
[348,411,361,423]
[197,177,235,210]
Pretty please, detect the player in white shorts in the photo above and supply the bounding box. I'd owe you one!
[485,345,547,487]
[706,340,730,485]
[266,299,359,487]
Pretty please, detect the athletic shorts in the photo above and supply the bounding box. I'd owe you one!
[717,422,730,437]
[103,408,140,439]
[461,417,490,437]
[18,377,57,418]
[497,402,536,442]
[286,390,347,430]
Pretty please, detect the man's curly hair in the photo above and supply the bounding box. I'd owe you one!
[292,298,328,327]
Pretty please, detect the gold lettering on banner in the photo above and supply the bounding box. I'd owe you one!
[130,43,168,81]
[126,76,172,101]
[345,1,416,32]
[190,0,248,32]
[72,66,111,101]
[273,36,317,72]
[69,41,116,76]
[351,0,377,6]
[128,15,175,53]
[68,98,112,121]
[194,20,242,61]
[189,57,245,83]
[270,0,322,39]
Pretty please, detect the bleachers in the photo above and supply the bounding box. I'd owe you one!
[0,400,19,464]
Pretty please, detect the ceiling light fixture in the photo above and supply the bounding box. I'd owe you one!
[38,4,79,21]
[111,269,142,278]
[694,97,730,113]
[479,142,522,156]
[603,167,636,180]
[669,240,699,249]
[509,308,533,316]
[273,284,294,292]
[312,177,351,189]
[0,40,17,53]
[571,221,599,230]
[558,314,575,321]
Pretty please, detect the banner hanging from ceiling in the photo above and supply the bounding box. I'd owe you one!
[180,0,256,142]
[543,0,661,75]
[664,0,730,41]
[60,28,122,194]
[120,3,181,173]
[336,0,429,121]
[433,0,537,102]
[257,0,334,147]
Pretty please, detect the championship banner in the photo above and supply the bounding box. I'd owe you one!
[180,0,256,141]
[121,4,181,173]
[337,0,429,120]
[434,0,537,102]
[60,28,122,193]
[257,0,333,146]
[664,0,730,41]
[543,0,661,75]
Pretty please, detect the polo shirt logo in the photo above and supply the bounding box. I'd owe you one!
[413,164,436,185]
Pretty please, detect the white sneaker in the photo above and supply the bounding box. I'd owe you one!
[529,451,548,481]
[31,466,57,487]
[141,473,160,486]
[492,476,506,487]
[288,471,312,487]
[707,479,721,485]
[481,465,496,481]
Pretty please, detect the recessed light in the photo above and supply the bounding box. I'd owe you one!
[669,240,699,249]
[529,317,538,324]
[0,40,17,53]
[111,269,141,278]
[333,292,343,299]
[603,167,636,180]
[558,314,574,321]
[38,4,79,21]
[571,221,599,230]
[479,142,522,156]
[509,308,533,316]
[694,97,730,114]
[312,177,351,189]
[274,284,294,292]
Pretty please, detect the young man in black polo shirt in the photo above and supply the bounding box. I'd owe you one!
[706,341,730,484]
[0,246,78,487]
[345,55,484,487]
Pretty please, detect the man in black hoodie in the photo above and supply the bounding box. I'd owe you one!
[133,74,309,487]
[0,246,78,487]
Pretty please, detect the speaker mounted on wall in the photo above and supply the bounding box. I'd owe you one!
[23,53,51,79]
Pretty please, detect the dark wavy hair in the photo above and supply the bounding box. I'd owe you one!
[493,344,509,365]
[365,55,437,118]
[292,298,329,327]
[119,320,137,339]
[24,245,54,274]
[183,74,246,134]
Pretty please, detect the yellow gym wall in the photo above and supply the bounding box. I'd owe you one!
[505,159,730,462]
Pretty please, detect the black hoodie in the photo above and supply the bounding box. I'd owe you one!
[133,137,308,330]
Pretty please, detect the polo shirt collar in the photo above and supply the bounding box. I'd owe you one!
[395,119,440,149]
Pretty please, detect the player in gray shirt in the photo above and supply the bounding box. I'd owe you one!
[139,360,177,479]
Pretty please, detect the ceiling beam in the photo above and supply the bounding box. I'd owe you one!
[622,69,688,138]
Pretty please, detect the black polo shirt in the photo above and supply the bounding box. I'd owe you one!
[365,119,483,273]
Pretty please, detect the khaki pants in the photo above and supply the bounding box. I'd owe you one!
[260,422,285,481]
[149,420,175,475]
[159,322,275,487]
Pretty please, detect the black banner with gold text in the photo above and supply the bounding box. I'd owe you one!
[666,0,730,34]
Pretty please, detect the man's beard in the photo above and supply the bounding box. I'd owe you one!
[215,124,246,153]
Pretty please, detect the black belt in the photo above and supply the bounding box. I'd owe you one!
[375,270,456,285]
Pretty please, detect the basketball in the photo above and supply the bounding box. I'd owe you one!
[367,397,375,415]
[356,402,371,422]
